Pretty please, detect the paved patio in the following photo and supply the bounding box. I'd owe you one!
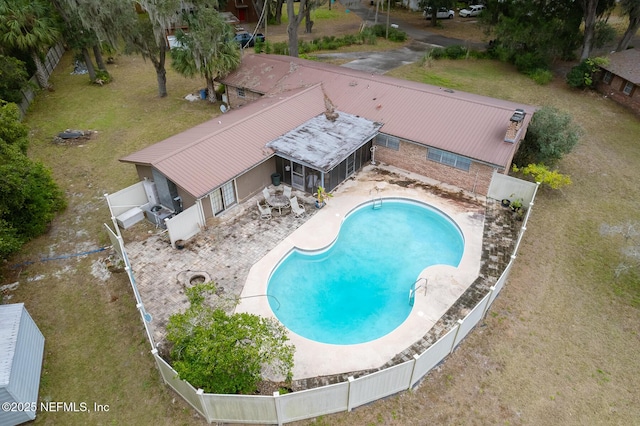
[124,164,519,388]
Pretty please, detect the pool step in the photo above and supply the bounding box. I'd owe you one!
[372,197,382,209]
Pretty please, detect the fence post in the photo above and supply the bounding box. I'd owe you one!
[273,391,283,426]
[450,319,463,353]
[409,354,420,388]
[196,389,212,422]
[482,286,496,319]
[346,376,355,412]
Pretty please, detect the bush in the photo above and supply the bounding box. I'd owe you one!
[513,106,582,167]
[512,164,572,189]
[429,47,445,59]
[529,68,553,85]
[370,24,407,42]
[443,45,468,59]
[513,52,549,74]
[566,57,609,89]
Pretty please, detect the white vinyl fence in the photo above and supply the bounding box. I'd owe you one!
[115,174,539,425]
[105,182,205,248]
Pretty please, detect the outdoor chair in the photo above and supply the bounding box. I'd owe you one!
[257,200,272,220]
[290,196,305,218]
[262,187,271,202]
[283,186,292,199]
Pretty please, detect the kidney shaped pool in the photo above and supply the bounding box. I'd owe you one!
[267,199,464,345]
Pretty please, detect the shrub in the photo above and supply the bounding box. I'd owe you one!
[429,47,445,60]
[513,106,582,167]
[529,69,553,85]
[443,45,468,59]
[272,41,289,55]
[513,52,549,74]
[566,57,609,89]
[370,24,407,42]
[512,164,572,189]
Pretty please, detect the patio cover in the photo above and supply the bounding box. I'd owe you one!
[266,111,382,172]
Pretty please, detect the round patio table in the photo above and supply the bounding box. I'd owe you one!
[267,194,290,215]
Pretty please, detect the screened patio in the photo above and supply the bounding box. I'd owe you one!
[267,111,382,193]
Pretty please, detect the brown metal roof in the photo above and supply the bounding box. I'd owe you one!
[124,55,537,199]
[121,86,327,198]
[221,54,536,168]
[601,48,640,85]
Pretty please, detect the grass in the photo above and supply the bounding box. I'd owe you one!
[4,8,640,426]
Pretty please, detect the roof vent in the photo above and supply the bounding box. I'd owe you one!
[505,108,526,143]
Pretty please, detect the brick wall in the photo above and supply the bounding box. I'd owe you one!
[597,75,640,117]
[375,140,498,196]
[225,87,262,108]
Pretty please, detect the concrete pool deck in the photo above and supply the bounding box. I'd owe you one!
[236,174,485,379]
[125,164,520,388]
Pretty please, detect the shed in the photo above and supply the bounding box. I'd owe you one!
[0,303,45,426]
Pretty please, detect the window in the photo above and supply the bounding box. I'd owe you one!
[602,71,612,84]
[236,87,245,98]
[623,81,634,96]
[427,148,471,171]
[374,134,400,150]
[210,181,236,215]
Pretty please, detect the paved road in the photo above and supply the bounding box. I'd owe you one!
[316,0,486,74]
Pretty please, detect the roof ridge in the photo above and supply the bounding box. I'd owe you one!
[255,54,533,112]
[153,84,324,165]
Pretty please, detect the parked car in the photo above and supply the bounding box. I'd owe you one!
[234,32,266,48]
[423,7,455,20]
[459,4,485,17]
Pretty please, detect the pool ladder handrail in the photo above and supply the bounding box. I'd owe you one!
[409,277,427,306]
[370,187,382,209]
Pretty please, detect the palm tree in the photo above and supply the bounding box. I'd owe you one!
[171,9,241,102]
[0,0,61,89]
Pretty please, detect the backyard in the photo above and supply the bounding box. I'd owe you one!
[2,2,640,425]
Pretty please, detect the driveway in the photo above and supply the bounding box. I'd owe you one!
[318,0,486,73]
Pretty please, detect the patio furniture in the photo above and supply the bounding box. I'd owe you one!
[257,200,272,220]
[290,196,306,218]
[267,194,290,215]
[283,186,292,199]
[262,187,271,202]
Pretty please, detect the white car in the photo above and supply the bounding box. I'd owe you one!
[423,7,455,20]
[459,4,485,17]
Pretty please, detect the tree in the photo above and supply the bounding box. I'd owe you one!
[617,0,640,51]
[0,0,61,89]
[579,0,617,60]
[171,9,241,103]
[0,55,29,104]
[0,101,66,260]
[286,0,308,57]
[484,0,584,70]
[513,106,582,168]
[166,283,295,394]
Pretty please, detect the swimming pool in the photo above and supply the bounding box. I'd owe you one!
[267,199,464,345]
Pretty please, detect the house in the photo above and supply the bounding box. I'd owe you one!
[596,48,640,116]
[119,54,534,228]
[0,303,45,426]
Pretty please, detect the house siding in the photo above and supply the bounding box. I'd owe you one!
[597,74,640,116]
[236,157,276,202]
[375,140,496,195]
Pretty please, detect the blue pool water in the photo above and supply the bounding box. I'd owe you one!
[267,199,464,345]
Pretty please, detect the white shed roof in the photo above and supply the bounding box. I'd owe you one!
[0,304,23,386]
